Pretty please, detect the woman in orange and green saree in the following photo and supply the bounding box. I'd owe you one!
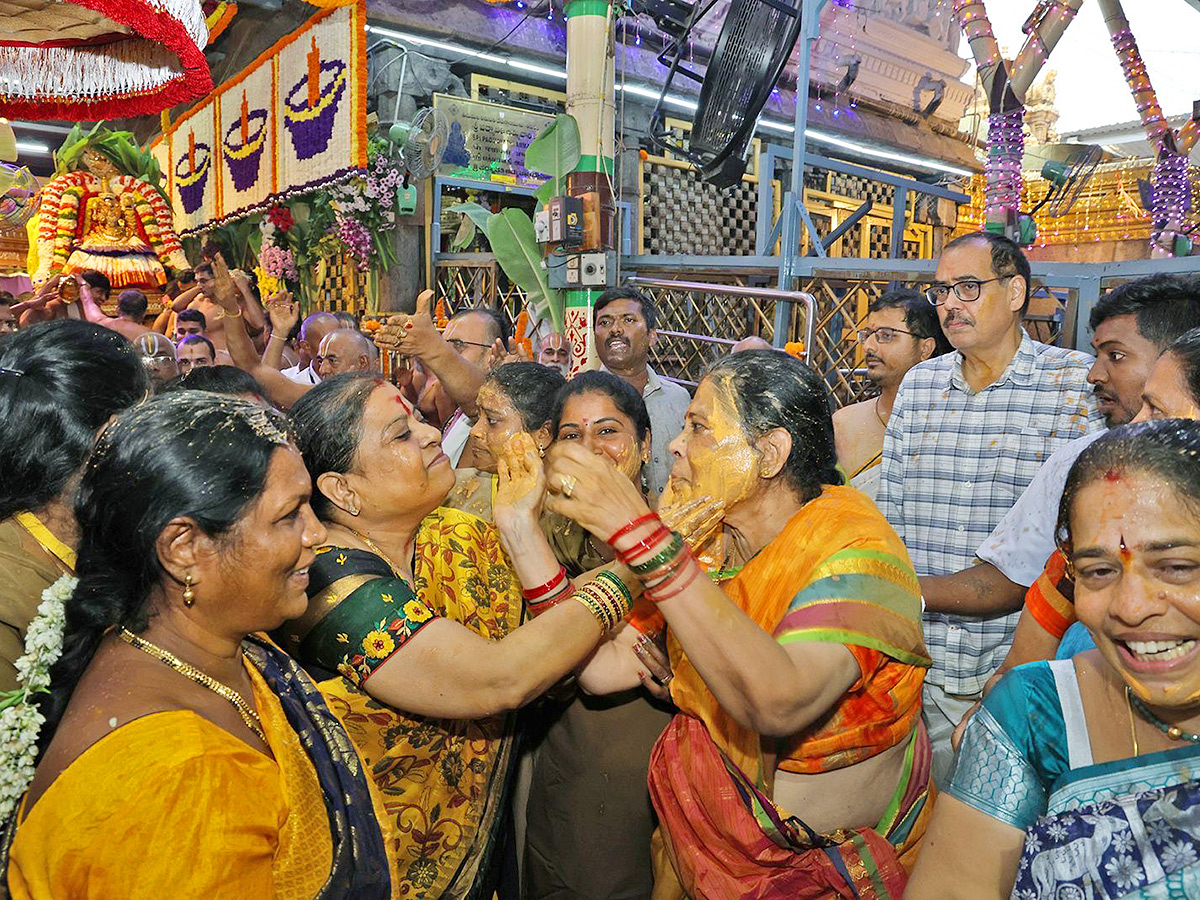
[546,351,933,899]
[284,373,652,900]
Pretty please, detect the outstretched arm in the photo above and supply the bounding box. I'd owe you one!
[355,435,642,718]
[374,290,489,416]
[76,278,120,328]
[920,562,1026,616]
[545,444,861,737]
[209,256,310,409]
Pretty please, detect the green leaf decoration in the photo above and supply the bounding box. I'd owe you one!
[524,114,581,203]
[484,208,563,332]
[450,216,476,252]
[446,202,494,233]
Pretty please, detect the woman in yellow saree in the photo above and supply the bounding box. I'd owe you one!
[548,351,932,899]
[285,373,652,900]
[6,394,396,898]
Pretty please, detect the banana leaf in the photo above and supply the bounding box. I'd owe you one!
[524,114,581,204]
[446,201,494,252]
[484,208,563,332]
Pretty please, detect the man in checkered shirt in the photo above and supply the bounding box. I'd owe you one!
[877,232,1104,786]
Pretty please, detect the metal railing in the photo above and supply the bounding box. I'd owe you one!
[628,277,815,386]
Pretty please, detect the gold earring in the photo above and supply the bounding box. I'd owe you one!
[183,573,195,608]
[349,503,360,516]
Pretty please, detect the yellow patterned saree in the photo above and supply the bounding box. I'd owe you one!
[277,507,523,900]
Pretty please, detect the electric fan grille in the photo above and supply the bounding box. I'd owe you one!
[402,107,451,180]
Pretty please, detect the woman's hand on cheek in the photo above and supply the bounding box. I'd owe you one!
[544,442,652,541]
[493,432,546,528]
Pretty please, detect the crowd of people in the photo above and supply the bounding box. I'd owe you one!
[2,231,1200,899]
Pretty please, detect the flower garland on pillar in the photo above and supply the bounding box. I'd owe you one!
[1102,9,1194,256]
[953,0,1082,244]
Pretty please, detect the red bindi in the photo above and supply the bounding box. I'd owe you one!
[1104,468,1122,482]
[1119,534,1131,563]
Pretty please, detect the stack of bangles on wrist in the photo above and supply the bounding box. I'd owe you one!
[522,566,574,616]
[574,570,633,635]
[609,513,698,603]
[521,566,634,634]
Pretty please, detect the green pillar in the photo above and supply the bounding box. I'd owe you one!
[563,0,615,375]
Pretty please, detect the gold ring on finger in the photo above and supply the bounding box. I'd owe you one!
[560,474,577,498]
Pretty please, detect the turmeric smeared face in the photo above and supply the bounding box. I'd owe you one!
[554,390,648,484]
[469,381,525,475]
[1072,469,1200,707]
[664,376,759,511]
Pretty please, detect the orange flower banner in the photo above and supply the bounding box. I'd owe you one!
[162,0,366,234]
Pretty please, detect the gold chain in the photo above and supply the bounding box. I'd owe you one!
[337,525,406,579]
[118,628,266,742]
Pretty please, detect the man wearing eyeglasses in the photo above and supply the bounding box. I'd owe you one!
[833,289,950,501]
[877,231,1103,787]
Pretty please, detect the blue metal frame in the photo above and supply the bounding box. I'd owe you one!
[756,144,971,259]
[620,253,1200,352]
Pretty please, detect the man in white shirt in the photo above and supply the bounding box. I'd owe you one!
[280,312,339,385]
[967,273,1200,678]
[594,286,691,499]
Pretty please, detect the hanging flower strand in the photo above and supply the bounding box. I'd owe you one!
[0,574,77,819]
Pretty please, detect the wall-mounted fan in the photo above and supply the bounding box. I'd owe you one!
[1028,144,1103,218]
[391,106,450,182]
[0,165,38,227]
[637,0,803,188]
[370,39,451,214]
[0,122,36,227]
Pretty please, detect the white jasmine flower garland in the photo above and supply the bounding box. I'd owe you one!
[0,574,76,819]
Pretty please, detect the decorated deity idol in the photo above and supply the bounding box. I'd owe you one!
[32,126,187,289]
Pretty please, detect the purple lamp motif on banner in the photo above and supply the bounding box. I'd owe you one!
[176,130,211,214]
[224,90,269,192]
[282,37,347,161]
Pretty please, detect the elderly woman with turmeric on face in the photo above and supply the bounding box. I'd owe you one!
[546,351,932,899]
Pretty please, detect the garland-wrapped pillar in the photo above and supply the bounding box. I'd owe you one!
[953,0,1081,242]
[1098,0,1192,256]
[564,0,616,376]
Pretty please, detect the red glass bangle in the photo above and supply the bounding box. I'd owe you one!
[639,553,690,587]
[523,566,568,600]
[606,512,662,548]
[615,527,672,567]
[528,583,576,616]
[644,561,700,603]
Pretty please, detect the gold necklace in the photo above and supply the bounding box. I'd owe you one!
[118,628,266,742]
[337,524,407,579]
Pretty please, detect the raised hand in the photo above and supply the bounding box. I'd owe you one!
[265,292,299,335]
[209,253,240,312]
[373,290,442,360]
[494,431,547,528]
[543,442,652,542]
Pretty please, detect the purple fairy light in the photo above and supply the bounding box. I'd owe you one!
[985,108,1024,221]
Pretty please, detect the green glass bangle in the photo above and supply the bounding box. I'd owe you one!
[630,532,685,576]
[593,568,634,614]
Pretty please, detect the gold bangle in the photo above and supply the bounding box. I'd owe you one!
[574,591,610,635]
[580,582,623,632]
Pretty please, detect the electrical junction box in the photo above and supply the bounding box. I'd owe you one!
[533,209,551,243]
[579,251,615,287]
[548,196,584,247]
[547,251,617,289]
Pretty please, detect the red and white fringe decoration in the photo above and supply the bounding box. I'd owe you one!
[0,0,211,120]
